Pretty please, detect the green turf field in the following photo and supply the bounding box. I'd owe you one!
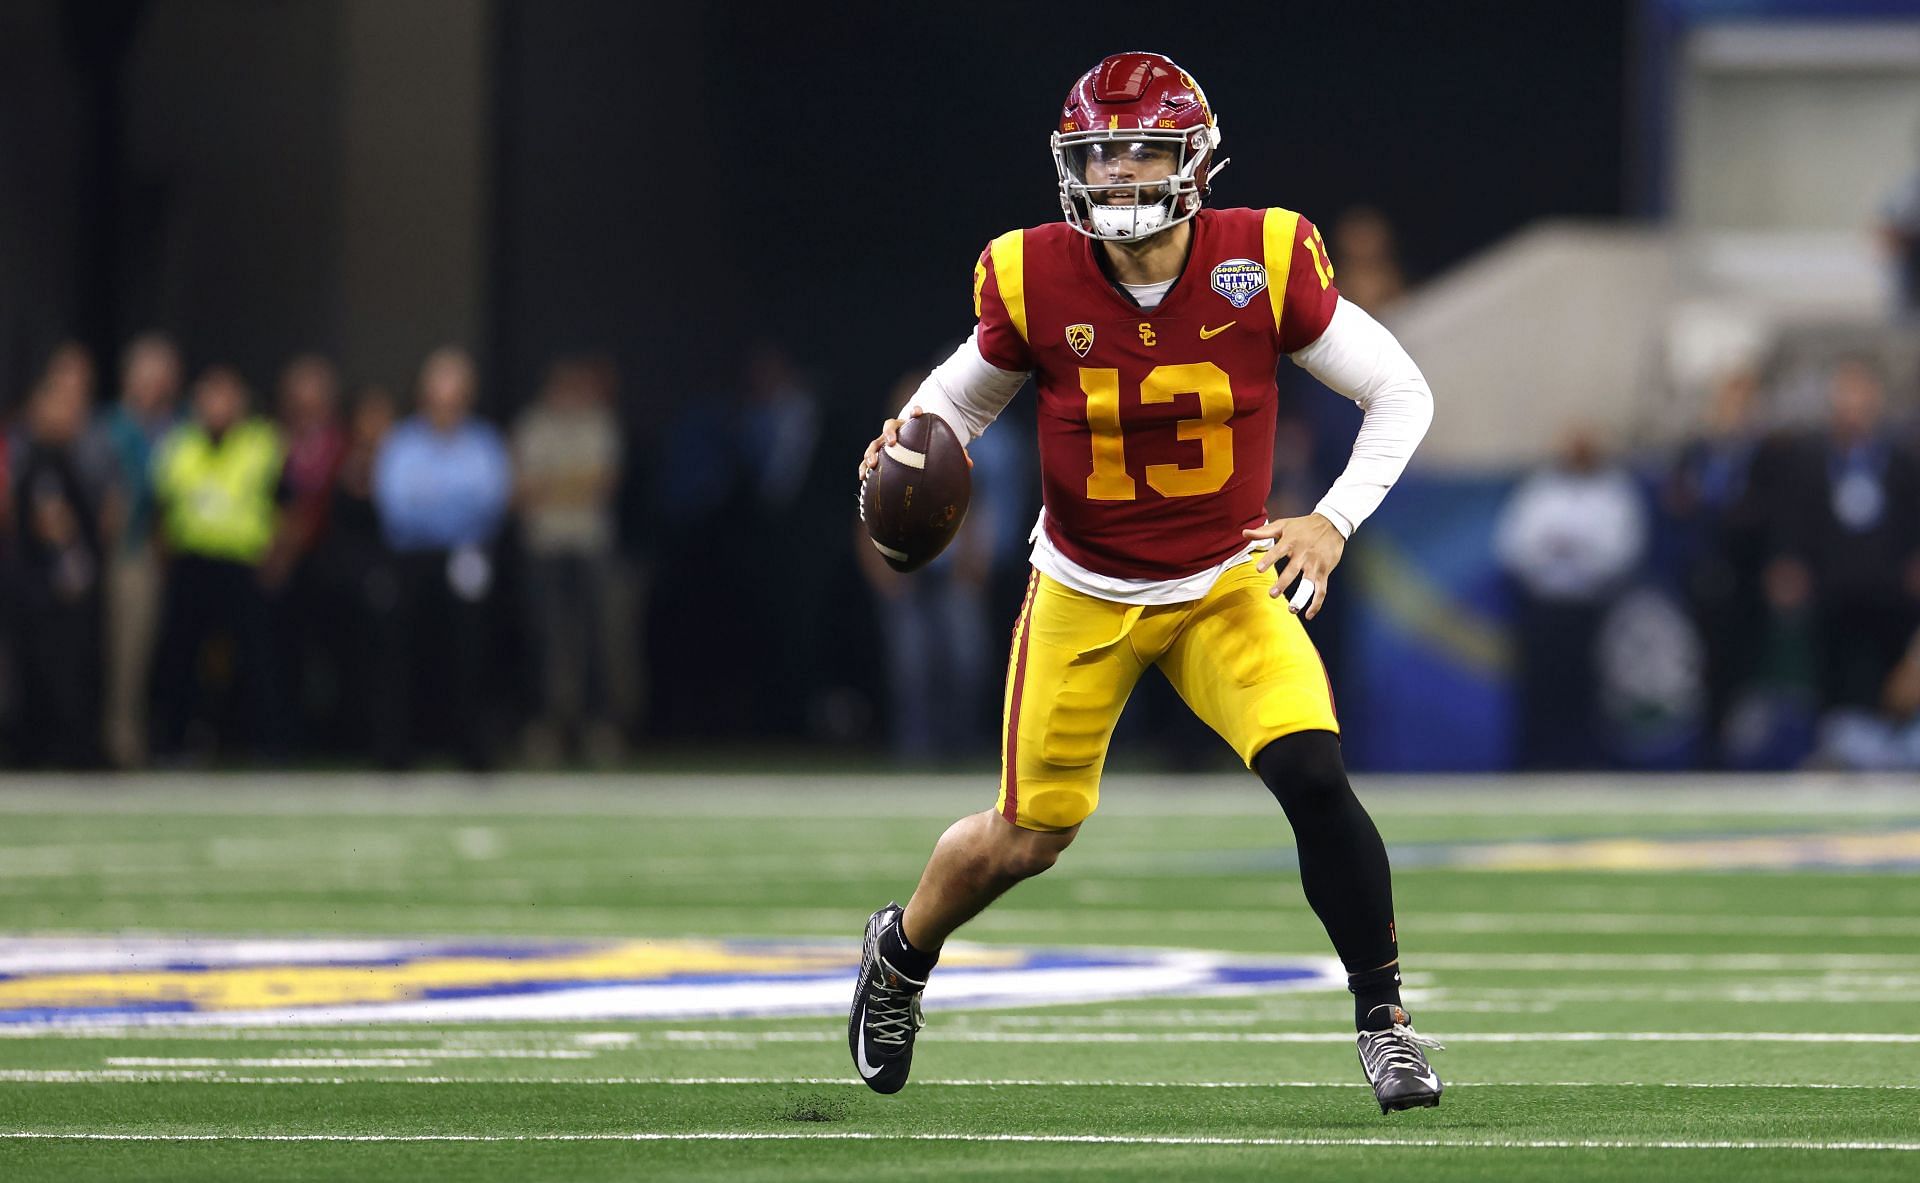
[0,772,1917,1181]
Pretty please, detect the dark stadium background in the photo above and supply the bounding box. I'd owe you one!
[1,2,1630,400]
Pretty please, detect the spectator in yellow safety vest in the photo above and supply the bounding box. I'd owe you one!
[148,367,289,762]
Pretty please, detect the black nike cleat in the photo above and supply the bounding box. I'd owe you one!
[848,902,927,1095]
[1356,1004,1445,1113]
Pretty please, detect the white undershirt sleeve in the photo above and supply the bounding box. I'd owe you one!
[1288,297,1435,537]
[895,330,1029,445]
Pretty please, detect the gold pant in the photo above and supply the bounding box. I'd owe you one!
[996,562,1339,831]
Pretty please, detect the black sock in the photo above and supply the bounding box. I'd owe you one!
[1348,963,1404,1031]
[1253,732,1401,1028]
[880,914,937,981]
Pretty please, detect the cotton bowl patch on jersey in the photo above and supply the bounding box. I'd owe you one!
[1209,257,1267,308]
[0,937,1340,1028]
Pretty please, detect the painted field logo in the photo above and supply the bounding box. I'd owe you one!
[0,937,1340,1028]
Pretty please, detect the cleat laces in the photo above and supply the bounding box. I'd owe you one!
[1371,1019,1444,1071]
[1359,1007,1445,1082]
[862,963,926,1049]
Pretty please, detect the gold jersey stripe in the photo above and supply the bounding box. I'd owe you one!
[989,229,1028,343]
[1261,207,1301,340]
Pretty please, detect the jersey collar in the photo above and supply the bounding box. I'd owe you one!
[1081,209,1209,316]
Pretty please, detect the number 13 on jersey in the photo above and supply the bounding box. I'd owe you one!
[1079,363,1235,501]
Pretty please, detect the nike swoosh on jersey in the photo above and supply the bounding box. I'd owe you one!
[854,1003,884,1078]
[1199,322,1235,339]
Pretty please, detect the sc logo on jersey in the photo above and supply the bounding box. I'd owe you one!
[1210,258,1268,309]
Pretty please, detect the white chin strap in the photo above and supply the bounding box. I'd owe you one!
[1090,202,1172,239]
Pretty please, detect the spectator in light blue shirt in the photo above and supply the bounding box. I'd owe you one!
[373,349,511,552]
[367,346,510,770]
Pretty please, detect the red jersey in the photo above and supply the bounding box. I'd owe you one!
[973,207,1340,580]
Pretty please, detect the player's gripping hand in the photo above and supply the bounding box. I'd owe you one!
[857,405,971,481]
[1245,513,1346,620]
[858,406,922,481]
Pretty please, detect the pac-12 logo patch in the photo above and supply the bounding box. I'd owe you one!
[1210,258,1268,309]
[1065,323,1095,358]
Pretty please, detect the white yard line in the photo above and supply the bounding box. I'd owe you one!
[102,1051,596,1065]
[0,1027,613,1041]
[0,1071,1915,1089]
[74,906,1888,938]
[1421,979,1920,995]
[2,1131,1916,1151]
[649,1029,1920,1044]
[100,1058,437,1069]
[8,904,1917,937]
[812,909,1920,935]
[1410,954,1920,970]
[963,910,1920,936]
[1413,986,1920,1005]
[1408,912,1920,937]
[961,985,1920,1020]
[9,925,1887,962]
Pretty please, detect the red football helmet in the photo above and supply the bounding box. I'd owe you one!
[1052,52,1226,241]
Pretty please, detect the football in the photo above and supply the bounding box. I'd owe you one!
[860,411,971,572]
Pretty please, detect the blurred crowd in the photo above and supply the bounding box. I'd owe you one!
[0,335,638,770]
[6,200,1919,774]
[1496,357,1920,771]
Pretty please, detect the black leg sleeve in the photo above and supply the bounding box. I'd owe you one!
[1253,730,1398,975]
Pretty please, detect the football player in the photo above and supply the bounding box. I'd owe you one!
[852,52,1441,1112]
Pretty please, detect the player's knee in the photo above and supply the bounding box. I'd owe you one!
[990,813,1076,880]
[1253,729,1349,813]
